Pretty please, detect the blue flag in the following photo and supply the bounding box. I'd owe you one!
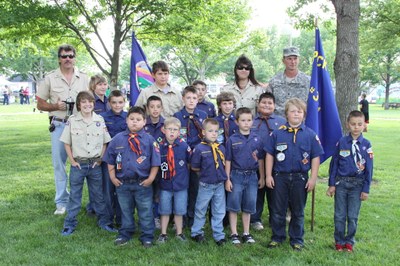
[130,32,154,106]
[306,28,342,163]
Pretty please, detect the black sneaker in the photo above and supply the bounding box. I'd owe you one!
[191,234,205,243]
[230,234,241,245]
[114,237,128,246]
[216,238,226,246]
[242,234,256,244]
[291,243,303,252]
[175,234,187,242]
[267,241,280,249]
[157,234,168,243]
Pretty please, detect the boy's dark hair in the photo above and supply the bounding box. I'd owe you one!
[192,80,207,87]
[347,110,365,122]
[146,95,163,107]
[108,90,125,102]
[127,106,146,120]
[152,60,169,74]
[258,91,275,103]
[234,54,260,87]
[216,91,236,114]
[182,85,198,97]
[202,118,219,128]
[76,91,95,112]
[235,107,253,120]
[58,44,76,57]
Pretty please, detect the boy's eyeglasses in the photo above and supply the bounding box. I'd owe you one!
[236,66,251,71]
[165,128,179,132]
[60,54,75,59]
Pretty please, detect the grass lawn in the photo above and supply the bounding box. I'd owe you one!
[0,103,399,265]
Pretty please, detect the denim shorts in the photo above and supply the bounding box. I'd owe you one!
[226,170,258,214]
[158,189,188,215]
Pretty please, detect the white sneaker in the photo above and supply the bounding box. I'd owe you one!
[54,206,66,215]
[251,222,264,231]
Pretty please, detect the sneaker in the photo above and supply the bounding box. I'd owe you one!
[114,237,128,246]
[158,234,168,243]
[142,241,153,248]
[191,234,205,243]
[154,217,161,230]
[54,206,66,215]
[344,243,353,253]
[230,234,241,245]
[216,238,226,246]
[175,234,187,242]
[335,243,344,252]
[251,222,264,231]
[291,244,303,252]
[267,241,280,249]
[61,227,74,236]
[101,224,118,233]
[242,234,256,244]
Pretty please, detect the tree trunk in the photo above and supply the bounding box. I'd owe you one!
[331,0,360,132]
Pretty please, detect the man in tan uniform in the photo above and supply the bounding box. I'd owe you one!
[36,44,89,215]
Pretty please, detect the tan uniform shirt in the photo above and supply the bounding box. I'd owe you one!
[60,112,111,160]
[36,67,89,118]
[221,81,264,114]
[134,83,183,118]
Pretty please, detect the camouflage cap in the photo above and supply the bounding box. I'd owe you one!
[283,46,300,57]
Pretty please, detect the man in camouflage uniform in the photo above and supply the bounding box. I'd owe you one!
[266,47,310,116]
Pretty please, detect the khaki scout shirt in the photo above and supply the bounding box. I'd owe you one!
[221,81,264,114]
[134,83,183,118]
[266,71,310,116]
[37,67,89,118]
[60,112,111,160]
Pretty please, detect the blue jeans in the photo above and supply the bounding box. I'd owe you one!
[250,171,273,224]
[226,170,258,214]
[64,163,110,229]
[270,172,308,245]
[116,181,154,243]
[102,162,121,224]
[51,120,69,208]
[334,177,363,245]
[191,182,226,241]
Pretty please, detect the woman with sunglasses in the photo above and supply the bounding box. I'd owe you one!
[221,55,264,114]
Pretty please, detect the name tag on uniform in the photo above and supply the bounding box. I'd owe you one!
[339,150,350,157]
[137,156,147,164]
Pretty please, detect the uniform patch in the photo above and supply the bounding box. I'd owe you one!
[367,147,374,159]
[153,141,160,153]
[179,160,185,166]
[136,156,146,164]
[315,135,321,145]
[339,150,350,157]
[187,146,192,153]
[157,137,163,143]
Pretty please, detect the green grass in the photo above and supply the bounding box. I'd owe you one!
[1,103,399,265]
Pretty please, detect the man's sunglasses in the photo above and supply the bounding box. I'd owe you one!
[236,66,251,71]
[60,54,75,59]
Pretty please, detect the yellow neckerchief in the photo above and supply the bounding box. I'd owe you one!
[201,141,225,168]
[279,125,300,143]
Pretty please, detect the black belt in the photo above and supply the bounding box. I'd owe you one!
[336,176,360,182]
[232,169,257,175]
[274,172,307,177]
[74,157,101,164]
[50,116,69,123]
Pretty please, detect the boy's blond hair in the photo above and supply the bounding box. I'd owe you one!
[164,117,181,129]
[284,98,307,118]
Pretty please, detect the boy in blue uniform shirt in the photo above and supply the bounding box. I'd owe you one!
[100,90,127,227]
[144,95,165,229]
[174,85,207,227]
[193,80,216,118]
[225,107,265,244]
[327,110,373,252]
[250,92,286,230]
[103,106,161,247]
[191,118,227,245]
[157,117,191,243]
[265,98,324,251]
[215,92,238,146]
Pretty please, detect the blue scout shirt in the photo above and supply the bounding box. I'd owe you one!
[173,107,207,149]
[159,138,191,191]
[197,100,216,118]
[215,112,238,146]
[100,110,127,138]
[144,116,165,144]
[94,94,109,114]
[265,123,324,173]
[226,131,264,171]
[328,134,373,193]
[191,142,227,184]
[252,113,286,148]
[103,129,161,180]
